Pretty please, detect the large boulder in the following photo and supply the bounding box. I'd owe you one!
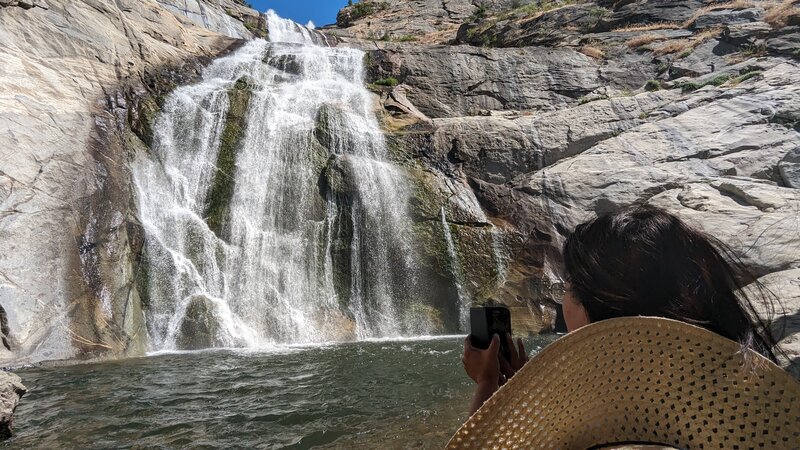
[0,371,25,440]
[176,295,222,350]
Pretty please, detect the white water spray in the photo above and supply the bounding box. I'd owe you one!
[133,12,431,350]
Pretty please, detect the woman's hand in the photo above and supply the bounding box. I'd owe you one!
[499,333,528,380]
[462,334,501,385]
[463,334,503,414]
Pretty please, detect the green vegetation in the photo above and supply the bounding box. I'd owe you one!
[729,70,763,85]
[503,0,578,19]
[677,74,732,92]
[644,79,663,91]
[742,43,768,56]
[577,94,609,105]
[393,35,419,42]
[243,21,267,38]
[131,95,160,147]
[468,5,488,23]
[372,77,400,87]
[678,49,693,59]
[589,6,609,18]
[203,77,252,238]
[349,1,388,21]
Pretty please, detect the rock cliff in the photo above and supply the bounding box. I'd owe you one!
[0,0,261,364]
[326,0,800,373]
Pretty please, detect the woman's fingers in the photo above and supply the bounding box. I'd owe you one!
[488,333,500,356]
[517,338,527,364]
[499,354,515,379]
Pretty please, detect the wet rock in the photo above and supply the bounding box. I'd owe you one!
[204,77,252,239]
[403,304,445,335]
[321,154,359,196]
[176,295,221,350]
[314,103,348,151]
[264,53,302,76]
[0,371,25,440]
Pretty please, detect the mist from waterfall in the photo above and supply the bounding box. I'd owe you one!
[132,11,435,350]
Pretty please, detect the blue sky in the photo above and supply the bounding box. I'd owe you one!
[249,1,350,27]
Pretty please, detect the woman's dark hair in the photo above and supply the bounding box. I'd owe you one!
[563,205,783,362]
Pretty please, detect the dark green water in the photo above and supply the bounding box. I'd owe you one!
[5,336,556,449]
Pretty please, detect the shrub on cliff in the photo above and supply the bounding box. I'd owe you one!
[336,1,389,27]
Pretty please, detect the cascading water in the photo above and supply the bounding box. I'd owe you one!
[132,11,434,350]
[440,208,470,331]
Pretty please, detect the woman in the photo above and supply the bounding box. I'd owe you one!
[462,205,783,414]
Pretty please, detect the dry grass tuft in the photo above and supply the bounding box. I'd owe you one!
[653,39,694,56]
[626,34,662,48]
[579,45,605,59]
[652,27,722,56]
[682,1,755,28]
[613,22,680,32]
[765,0,800,29]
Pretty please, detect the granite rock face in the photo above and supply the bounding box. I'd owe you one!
[362,43,654,118]
[335,0,800,359]
[0,0,251,365]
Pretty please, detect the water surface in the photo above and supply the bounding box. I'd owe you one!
[6,335,556,449]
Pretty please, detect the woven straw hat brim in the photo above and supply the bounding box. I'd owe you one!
[447,316,800,450]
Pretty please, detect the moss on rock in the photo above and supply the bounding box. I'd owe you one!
[203,77,252,238]
[128,94,161,148]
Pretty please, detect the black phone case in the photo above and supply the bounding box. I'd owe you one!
[470,306,511,361]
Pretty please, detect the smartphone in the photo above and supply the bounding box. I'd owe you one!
[469,306,511,361]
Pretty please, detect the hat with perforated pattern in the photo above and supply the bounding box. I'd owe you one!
[447,316,800,450]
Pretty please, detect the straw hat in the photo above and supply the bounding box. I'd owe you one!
[447,316,800,450]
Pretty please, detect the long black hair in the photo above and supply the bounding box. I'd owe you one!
[563,205,782,363]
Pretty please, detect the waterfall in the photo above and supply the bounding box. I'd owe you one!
[132,11,432,350]
[440,208,470,331]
